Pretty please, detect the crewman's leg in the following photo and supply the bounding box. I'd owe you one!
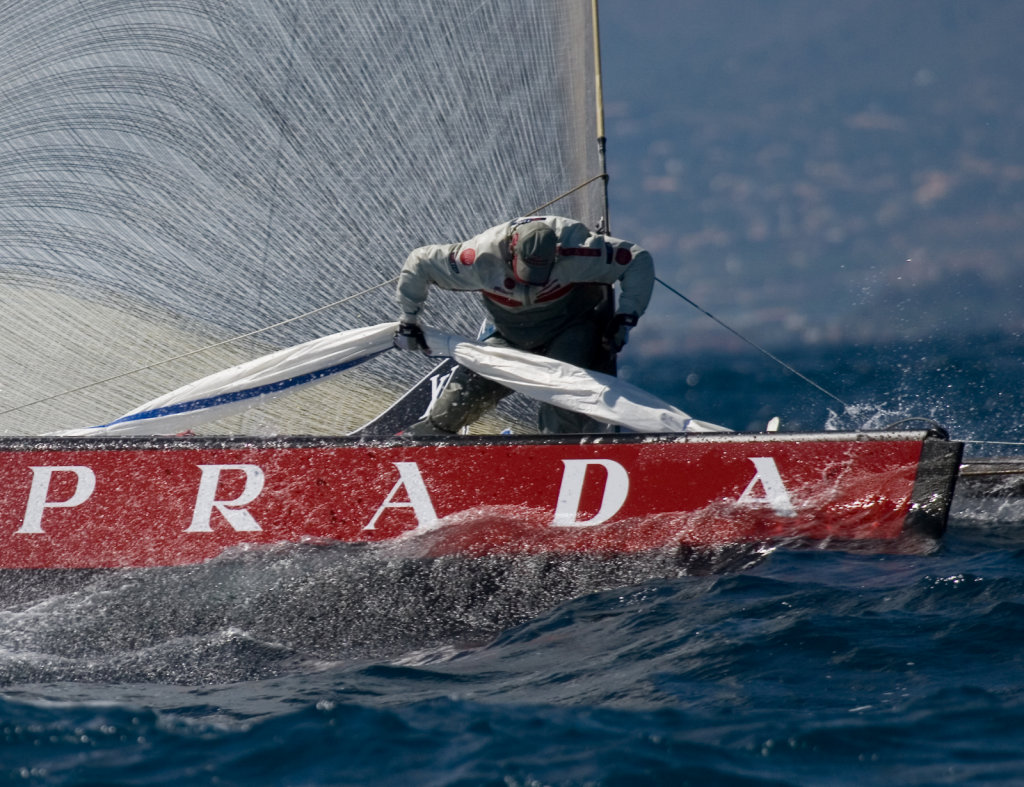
[404,335,513,435]
[537,320,608,435]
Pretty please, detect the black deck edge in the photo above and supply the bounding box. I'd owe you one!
[0,428,943,452]
[904,437,964,539]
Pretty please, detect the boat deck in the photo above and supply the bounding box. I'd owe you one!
[957,459,1024,497]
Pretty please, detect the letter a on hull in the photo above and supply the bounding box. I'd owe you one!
[364,462,440,532]
[738,457,797,517]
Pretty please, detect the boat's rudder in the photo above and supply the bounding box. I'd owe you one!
[905,432,964,539]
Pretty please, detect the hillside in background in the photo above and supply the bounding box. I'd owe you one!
[600,0,1024,354]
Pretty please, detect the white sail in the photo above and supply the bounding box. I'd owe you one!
[426,330,730,435]
[55,324,398,437]
[0,1,601,436]
[57,324,728,437]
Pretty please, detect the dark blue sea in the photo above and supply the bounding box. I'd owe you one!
[3,333,1024,785]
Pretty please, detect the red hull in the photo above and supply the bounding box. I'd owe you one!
[0,431,961,568]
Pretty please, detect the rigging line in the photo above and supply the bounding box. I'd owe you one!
[655,277,851,409]
[591,0,610,233]
[0,277,399,419]
[527,173,607,217]
[10,155,610,422]
[963,439,1024,448]
[6,164,606,420]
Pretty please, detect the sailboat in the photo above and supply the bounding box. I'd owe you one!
[0,1,962,569]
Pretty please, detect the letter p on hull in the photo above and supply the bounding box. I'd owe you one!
[18,466,97,534]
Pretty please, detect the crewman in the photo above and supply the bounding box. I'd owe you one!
[393,215,655,434]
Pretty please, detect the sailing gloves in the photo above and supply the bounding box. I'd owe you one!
[394,321,430,353]
[603,312,638,353]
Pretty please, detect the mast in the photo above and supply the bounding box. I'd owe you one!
[591,0,610,234]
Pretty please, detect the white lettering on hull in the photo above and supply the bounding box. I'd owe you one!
[8,454,803,539]
[552,459,630,527]
[364,461,439,531]
[738,457,797,517]
[186,464,265,532]
[17,466,96,534]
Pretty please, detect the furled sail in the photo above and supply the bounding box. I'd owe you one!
[0,1,601,436]
[56,324,729,437]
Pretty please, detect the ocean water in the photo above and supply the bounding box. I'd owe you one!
[2,334,1024,786]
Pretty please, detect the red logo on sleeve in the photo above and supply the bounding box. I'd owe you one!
[459,248,477,265]
[615,248,633,265]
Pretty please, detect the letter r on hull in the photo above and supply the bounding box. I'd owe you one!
[187,464,265,532]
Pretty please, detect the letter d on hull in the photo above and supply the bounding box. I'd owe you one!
[553,459,629,527]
